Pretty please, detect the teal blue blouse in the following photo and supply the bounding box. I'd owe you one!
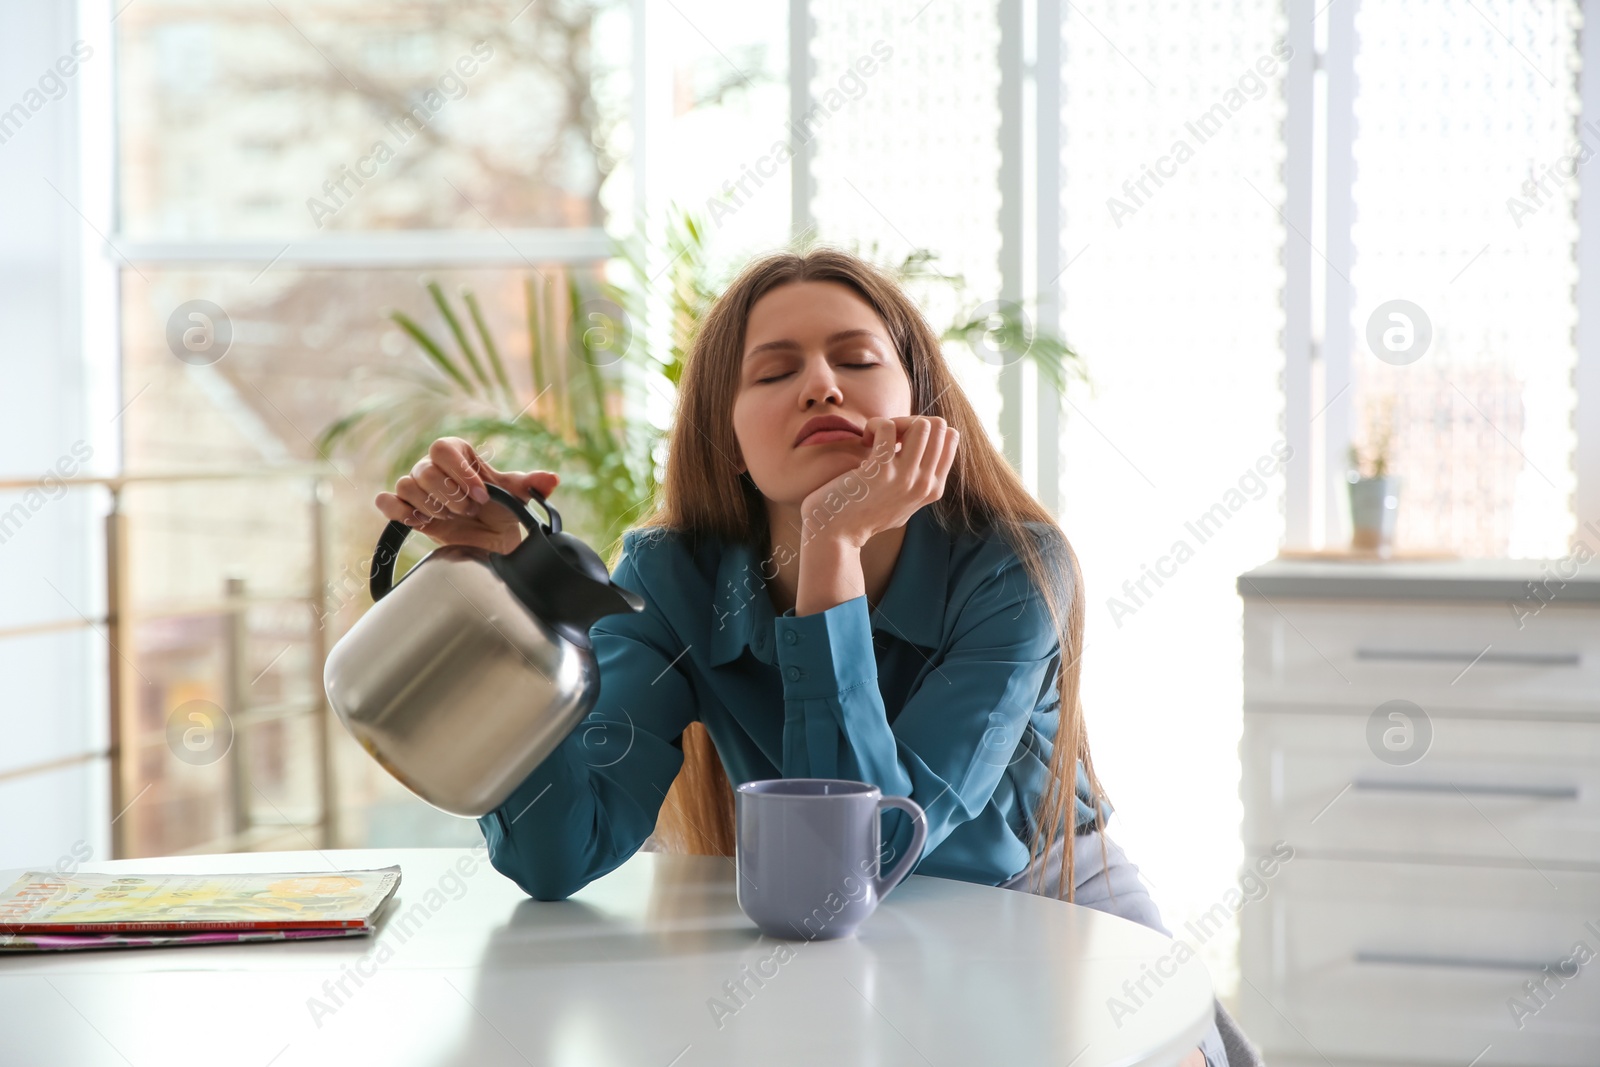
[477,504,1108,901]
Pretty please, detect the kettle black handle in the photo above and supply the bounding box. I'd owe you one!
[370,483,563,602]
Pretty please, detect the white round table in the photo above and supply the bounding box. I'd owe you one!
[0,846,1215,1066]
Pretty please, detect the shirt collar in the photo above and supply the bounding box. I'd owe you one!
[707,505,949,667]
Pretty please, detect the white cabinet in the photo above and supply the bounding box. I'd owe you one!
[1237,560,1600,1067]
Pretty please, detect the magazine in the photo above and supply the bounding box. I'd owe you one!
[0,865,402,935]
[0,926,371,953]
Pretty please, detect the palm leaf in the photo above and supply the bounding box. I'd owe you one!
[524,276,548,406]
[463,288,515,406]
[568,278,617,450]
[942,301,1090,395]
[425,278,490,392]
[388,311,473,393]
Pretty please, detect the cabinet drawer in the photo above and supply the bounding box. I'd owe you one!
[1239,856,1600,1066]
[1242,710,1600,865]
[1242,599,1600,713]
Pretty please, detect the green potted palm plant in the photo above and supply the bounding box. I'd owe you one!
[317,204,1089,560]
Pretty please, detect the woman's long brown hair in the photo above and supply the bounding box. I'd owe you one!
[625,246,1109,901]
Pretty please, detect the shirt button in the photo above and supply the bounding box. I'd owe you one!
[783,630,798,645]
[786,665,802,681]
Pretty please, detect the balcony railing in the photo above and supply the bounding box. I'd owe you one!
[0,465,336,858]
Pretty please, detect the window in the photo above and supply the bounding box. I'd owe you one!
[1340,0,1581,556]
[108,0,628,855]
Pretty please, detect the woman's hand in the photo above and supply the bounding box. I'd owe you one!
[789,415,958,616]
[373,437,560,555]
[1179,1046,1206,1067]
[799,415,958,549]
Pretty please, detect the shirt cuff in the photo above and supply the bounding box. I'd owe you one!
[773,595,878,697]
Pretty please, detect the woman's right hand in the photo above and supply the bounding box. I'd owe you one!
[373,437,560,555]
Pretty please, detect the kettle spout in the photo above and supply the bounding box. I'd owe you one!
[545,579,647,647]
[489,530,647,650]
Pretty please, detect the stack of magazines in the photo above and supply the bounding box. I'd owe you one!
[0,865,402,952]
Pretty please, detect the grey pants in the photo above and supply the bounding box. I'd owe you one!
[996,829,1250,1067]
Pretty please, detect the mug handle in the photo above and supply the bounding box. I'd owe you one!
[873,795,927,901]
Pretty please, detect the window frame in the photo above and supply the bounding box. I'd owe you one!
[1281,0,1595,552]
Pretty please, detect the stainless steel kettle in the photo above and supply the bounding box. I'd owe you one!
[323,484,645,818]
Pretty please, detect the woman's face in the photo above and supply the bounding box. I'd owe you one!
[731,280,914,509]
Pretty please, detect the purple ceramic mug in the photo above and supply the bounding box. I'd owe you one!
[734,778,927,941]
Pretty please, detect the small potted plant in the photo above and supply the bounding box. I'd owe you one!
[1347,393,1400,556]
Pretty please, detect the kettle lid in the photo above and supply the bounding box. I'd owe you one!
[483,487,644,647]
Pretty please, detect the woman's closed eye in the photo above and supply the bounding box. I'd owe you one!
[756,361,878,384]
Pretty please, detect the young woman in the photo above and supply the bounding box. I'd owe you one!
[374,248,1232,1066]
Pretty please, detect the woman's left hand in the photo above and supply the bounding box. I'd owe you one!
[798,415,959,549]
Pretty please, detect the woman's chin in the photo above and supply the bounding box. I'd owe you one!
[751,453,868,505]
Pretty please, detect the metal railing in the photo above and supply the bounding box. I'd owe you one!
[0,465,337,858]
